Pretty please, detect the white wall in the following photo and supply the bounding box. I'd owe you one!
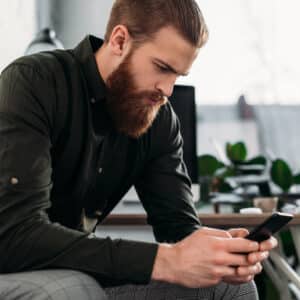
[43,0,114,49]
[179,0,300,104]
[0,0,36,72]
[0,1,113,71]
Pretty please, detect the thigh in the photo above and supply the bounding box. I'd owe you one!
[104,280,258,300]
[0,269,108,300]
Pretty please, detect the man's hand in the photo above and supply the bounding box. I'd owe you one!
[222,228,278,284]
[151,227,260,288]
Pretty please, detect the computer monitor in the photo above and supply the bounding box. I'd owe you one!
[169,85,198,183]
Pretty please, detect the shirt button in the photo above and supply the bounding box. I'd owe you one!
[91,97,96,104]
[94,210,102,217]
[10,177,19,185]
[98,167,103,174]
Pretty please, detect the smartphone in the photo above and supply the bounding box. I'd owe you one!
[245,212,294,242]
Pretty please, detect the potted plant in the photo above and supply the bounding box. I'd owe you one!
[270,158,300,203]
[197,141,268,205]
[197,140,300,212]
[197,154,227,205]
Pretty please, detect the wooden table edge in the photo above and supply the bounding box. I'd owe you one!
[101,213,300,227]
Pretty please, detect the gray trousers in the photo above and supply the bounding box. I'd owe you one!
[0,270,258,300]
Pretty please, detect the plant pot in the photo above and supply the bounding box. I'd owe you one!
[253,197,278,212]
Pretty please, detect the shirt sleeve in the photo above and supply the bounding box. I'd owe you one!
[0,62,158,285]
[135,103,202,243]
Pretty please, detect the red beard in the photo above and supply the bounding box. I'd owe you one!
[105,52,167,138]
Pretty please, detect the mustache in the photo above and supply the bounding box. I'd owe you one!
[133,91,168,104]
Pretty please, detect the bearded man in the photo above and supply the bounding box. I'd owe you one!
[0,0,276,299]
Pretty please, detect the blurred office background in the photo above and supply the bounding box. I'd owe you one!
[1,0,300,168]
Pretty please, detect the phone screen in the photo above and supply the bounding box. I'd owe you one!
[245,212,293,242]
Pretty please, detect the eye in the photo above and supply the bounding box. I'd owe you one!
[155,64,170,73]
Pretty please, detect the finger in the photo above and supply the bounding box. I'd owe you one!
[209,265,237,279]
[199,227,232,238]
[228,228,249,238]
[214,252,249,266]
[224,237,259,253]
[236,263,262,277]
[247,251,269,264]
[260,236,278,251]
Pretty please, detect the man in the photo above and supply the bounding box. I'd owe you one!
[0,0,276,299]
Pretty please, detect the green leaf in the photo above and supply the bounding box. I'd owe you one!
[293,173,300,184]
[231,155,267,175]
[197,155,222,176]
[218,180,234,193]
[226,141,247,163]
[270,159,293,192]
[244,156,267,166]
[216,166,236,178]
[226,142,232,160]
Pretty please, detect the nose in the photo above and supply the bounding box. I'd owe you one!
[155,77,176,98]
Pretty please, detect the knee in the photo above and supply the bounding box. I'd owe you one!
[219,280,259,300]
[237,280,258,298]
[0,269,108,300]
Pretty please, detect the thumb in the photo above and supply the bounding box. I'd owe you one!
[228,228,249,238]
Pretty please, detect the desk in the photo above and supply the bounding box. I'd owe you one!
[102,212,300,227]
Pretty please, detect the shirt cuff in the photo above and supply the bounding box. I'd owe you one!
[112,239,158,284]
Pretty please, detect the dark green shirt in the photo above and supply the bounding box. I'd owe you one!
[0,36,201,286]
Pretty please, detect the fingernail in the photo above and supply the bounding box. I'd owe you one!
[251,242,259,249]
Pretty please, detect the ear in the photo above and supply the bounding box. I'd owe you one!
[108,25,132,57]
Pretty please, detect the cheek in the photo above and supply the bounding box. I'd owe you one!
[132,69,157,91]
[130,59,163,91]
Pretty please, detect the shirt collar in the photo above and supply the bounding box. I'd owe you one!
[72,35,107,103]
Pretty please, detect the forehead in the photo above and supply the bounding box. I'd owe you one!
[133,26,199,73]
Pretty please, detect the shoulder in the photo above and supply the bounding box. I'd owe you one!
[1,49,75,82]
[0,51,75,132]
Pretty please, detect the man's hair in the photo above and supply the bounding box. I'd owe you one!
[104,0,209,48]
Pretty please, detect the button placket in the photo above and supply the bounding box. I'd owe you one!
[96,135,105,176]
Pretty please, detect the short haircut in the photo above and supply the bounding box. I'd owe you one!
[104,0,209,48]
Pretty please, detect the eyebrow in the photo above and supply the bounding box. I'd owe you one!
[154,58,189,77]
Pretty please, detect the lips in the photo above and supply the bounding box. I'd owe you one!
[144,93,168,106]
[149,98,159,103]
[147,97,163,106]
[150,94,167,103]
